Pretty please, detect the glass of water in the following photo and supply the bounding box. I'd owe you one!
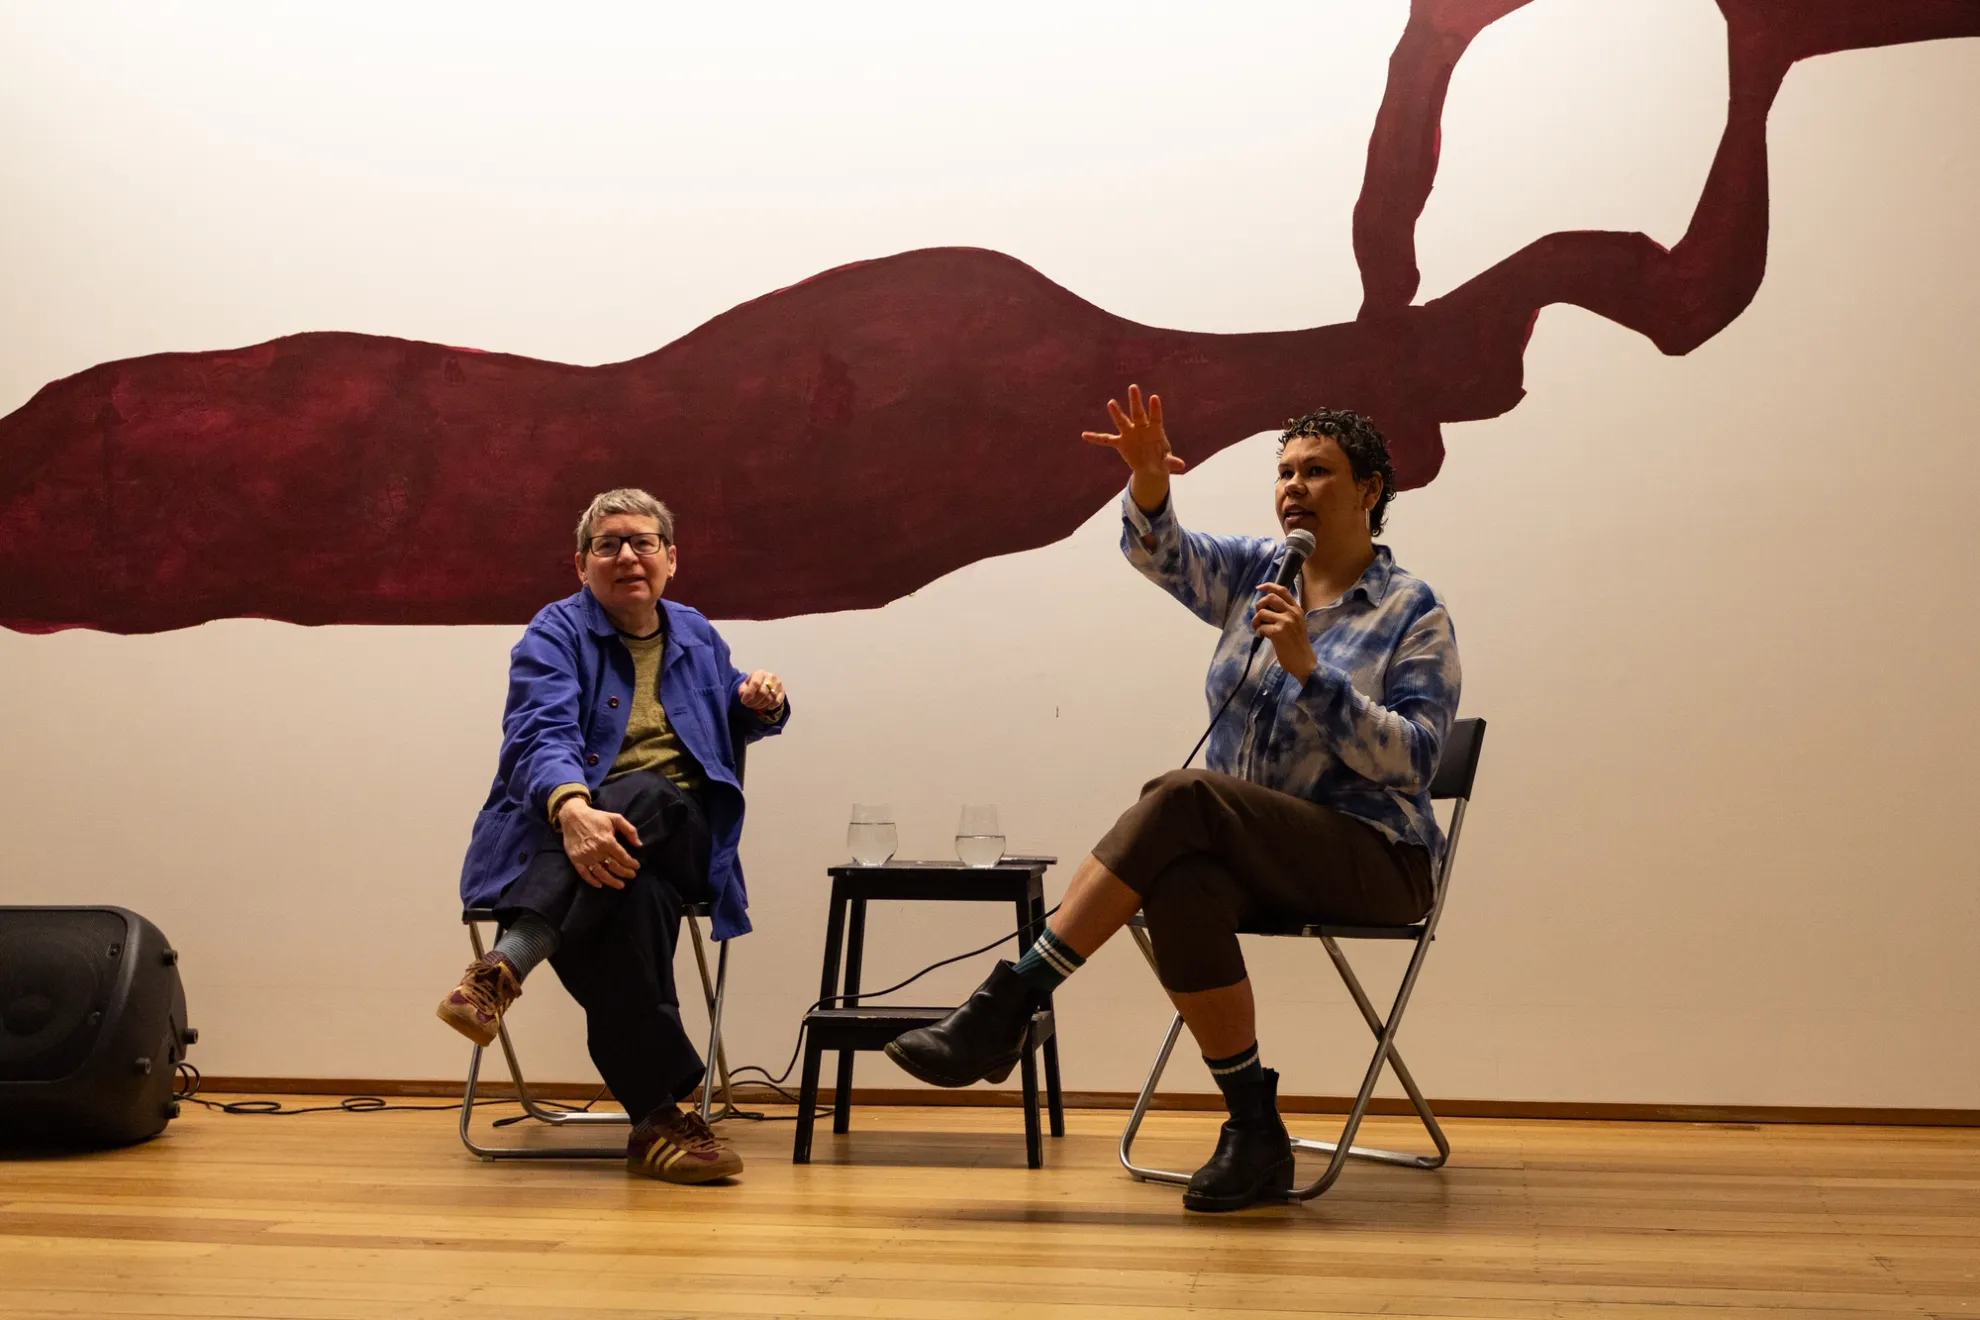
[955,804,1005,868]
[847,804,898,866]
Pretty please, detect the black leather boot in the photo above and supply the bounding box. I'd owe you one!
[1182,1067,1295,1212]
[884,961,1042,1087]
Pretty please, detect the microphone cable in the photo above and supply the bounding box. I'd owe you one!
[727,537,1304,1119]
[733,640,1258,1113]
[1180,532,1305,768]
[1181,640,1264,771]
[726,624,1264,1117]
[725,651,1253,1115]
[720,902,1061,1117]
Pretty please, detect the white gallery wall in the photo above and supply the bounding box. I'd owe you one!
[2,1,1976,1106]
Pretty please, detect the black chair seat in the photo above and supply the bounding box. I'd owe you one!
[1125,911,1427,941]
[1285,922,1427,941]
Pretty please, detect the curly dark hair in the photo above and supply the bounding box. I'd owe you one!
[1277,408,1396,536]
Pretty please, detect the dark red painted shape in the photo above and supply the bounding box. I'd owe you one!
[2,0,1976,633]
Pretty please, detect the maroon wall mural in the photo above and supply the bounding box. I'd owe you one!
[2,0,1976,634]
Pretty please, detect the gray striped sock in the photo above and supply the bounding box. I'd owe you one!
[491,914,562,981]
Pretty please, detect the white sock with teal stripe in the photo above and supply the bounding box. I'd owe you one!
[1204,1042,1267,1097]
[1013,928,1085,993]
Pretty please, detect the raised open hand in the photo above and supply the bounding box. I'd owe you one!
[1082,384,1187,513]
[1082,383,1186,478]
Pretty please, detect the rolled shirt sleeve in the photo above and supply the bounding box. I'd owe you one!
[545,782,590,824]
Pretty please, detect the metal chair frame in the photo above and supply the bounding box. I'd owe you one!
[456,902,734,1160]
[1117,717,1486,1200]
[457,724,760,1160]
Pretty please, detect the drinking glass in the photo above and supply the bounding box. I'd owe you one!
[846,804,898,866]
[955,803,1005,868]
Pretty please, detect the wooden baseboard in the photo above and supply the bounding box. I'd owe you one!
[194,1077,1980,1127]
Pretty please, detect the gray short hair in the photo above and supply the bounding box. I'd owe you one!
[574,488,674,552]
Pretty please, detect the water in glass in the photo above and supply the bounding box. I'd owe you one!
[955,803,1004,868]
[847,804,897,866]
[955,834,1006,867]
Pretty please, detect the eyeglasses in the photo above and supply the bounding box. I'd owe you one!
[587,533,667,558]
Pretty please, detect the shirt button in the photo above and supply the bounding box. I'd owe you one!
[608,696,620,708]
[516,851,528,865]
[587,753,600,766]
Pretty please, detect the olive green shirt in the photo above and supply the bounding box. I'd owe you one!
[547,630,704,823]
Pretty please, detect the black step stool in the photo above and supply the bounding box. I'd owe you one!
[794,858,1064,1168]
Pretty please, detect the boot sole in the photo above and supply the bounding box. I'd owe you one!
[1181,1159,1296,1213]
[883,1040,1019,1088]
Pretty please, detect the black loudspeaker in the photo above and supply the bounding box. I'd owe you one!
[0,906,196,1148]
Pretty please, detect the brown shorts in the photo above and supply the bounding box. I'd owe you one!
[1093,769,1433,993]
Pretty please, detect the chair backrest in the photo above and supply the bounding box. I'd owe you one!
[1429,717,1486,802]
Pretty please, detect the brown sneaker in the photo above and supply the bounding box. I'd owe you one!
[434,954,522,1047]
[627,1107,743,1184]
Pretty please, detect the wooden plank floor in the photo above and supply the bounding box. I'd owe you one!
[2,1097,1976,1319]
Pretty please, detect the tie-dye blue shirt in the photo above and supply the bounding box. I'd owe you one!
[1122,487,1462,864]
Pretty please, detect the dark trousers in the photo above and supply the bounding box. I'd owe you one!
[494,771,712,1124]
[1093,769,1434,993]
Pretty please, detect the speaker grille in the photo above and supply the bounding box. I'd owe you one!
[0,910,127,1082]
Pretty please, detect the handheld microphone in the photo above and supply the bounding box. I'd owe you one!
[1184,529,1320,770]
[1248,528,1316,655]
[1272,529,1317,592]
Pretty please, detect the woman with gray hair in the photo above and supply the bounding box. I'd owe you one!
[440,488,789,1184]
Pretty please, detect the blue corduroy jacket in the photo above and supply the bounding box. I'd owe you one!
[458,588,787,940]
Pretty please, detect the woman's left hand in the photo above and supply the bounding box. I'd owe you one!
[1252,584,1317,682]
[738,669,786,714]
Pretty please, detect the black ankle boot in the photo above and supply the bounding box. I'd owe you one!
[1183,1067,1295,1212]
[884,962,1041,1087]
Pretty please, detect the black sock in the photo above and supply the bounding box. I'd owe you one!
[1203,1042,1266,1097]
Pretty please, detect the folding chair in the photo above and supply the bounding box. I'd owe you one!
[457,726,753,1161]
[1118,716,1486,1200]
[456,901,733,1159]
